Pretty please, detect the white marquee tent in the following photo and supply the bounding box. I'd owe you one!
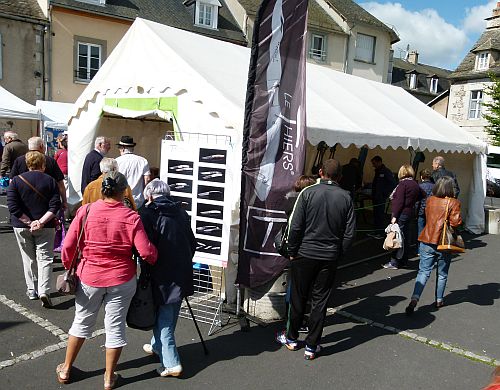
[67,18,487,232]
[0,86,40,120]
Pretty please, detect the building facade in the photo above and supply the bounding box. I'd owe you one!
[447,2,500,142]
[225,0,399,83]
[36,0,247,103]
[0,1,48,104]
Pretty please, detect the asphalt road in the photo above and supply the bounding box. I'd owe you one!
[0,195,498,389]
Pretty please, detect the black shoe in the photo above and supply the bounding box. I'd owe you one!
[405,299,417,316]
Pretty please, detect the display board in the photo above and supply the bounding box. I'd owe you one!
[160,137,232,268]
[43,126,65,157]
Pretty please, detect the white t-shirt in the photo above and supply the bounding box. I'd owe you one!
[116,152,150,207]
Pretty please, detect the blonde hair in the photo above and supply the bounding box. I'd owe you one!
[25,151,45,171]
[398,164,415,180]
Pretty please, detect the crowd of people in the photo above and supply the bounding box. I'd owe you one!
[1,130,470,384]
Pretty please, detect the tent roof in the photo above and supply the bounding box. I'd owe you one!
[70,17,485,155]
[0,86,40,120]
[36,100,74,129]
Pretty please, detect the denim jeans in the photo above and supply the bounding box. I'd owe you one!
[411,242,451,302]
[151,300,182,368]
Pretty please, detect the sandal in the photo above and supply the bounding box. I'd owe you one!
[104,372,119,390]
[56,363,70,384]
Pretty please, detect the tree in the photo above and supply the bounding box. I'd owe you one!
[483,74,500,146]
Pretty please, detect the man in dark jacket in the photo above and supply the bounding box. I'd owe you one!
[139,179,196,377]
[276,159,356,360]
[81,136,111,193]
[431,156,460,197]
[369,155,396,239]
[1,131,28,177]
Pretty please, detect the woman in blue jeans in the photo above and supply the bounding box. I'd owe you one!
[139,179,196,377]
[405,177,462,315]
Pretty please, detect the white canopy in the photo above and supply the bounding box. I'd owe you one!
[68,17,487,232]
[0,86,40,120]
[36,100,74,129]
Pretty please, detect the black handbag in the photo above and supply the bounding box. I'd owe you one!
[274,223,290,258]
[127,264,156,330]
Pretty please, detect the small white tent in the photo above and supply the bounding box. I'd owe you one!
[67,18,486,232]
[0,86,40,120]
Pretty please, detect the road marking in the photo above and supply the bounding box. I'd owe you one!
[0,294,105,370]
[328,308,500,367]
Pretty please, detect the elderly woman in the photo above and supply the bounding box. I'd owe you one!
[405,177,462,315]
[7,151,61,306]
[384,164,424,270]
[139,179,196,378]
[57,171,157,389]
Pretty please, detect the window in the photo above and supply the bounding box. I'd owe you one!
[409,73,417,89]
[73,37,106,83]
[468,90,483,119]
[430,77,438,94]
[355,33,376,63]
[195,0,221,29]
[309,34,326,61]
[476,52,489,70]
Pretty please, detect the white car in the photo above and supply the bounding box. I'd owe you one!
[487,145,500,184]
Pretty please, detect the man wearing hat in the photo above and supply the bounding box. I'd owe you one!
[81,136,111,193]
[116,136,151,208]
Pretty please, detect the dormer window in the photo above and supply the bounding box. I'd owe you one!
[195,0,221,29]
[408,73,417,89]
[430,77,438,94]
[476,52,489,70]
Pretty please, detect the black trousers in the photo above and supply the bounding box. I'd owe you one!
[286,256,337,347]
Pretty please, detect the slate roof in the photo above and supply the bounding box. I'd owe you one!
[449,29,500,81]
[391,58,452,104]
[326,0,399,43]
[0,0,47,22]
[50,0,247,45]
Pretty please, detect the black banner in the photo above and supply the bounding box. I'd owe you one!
[237,0,308,288]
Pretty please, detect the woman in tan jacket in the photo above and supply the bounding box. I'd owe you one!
[405,176,462,315]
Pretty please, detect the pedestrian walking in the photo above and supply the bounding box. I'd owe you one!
[81,136,111,193]
[276,159,356,360]
[416,168,434,236]
[139,179,196,378]
[368,155,396,239]
[115,136,151,208]
[431,156,460,197]
[383,164,424,270]
[56,171,157,388]
[0,130,28,177]
[54,133,68,190]
[7,151,61,307]
[405,177,462,315]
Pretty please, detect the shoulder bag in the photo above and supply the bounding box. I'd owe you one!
[437,198,465,253]
[56,204,90,295]
[274,222,291,259]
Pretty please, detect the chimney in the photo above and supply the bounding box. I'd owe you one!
[486,2,500,29]
[408,50,419,65]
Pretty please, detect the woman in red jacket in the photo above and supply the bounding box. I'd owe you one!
[56,171,157,389]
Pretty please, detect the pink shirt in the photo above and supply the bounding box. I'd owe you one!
[62,199,157,287]
[54,149,68,175]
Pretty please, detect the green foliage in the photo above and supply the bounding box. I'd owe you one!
[483,74,500,146]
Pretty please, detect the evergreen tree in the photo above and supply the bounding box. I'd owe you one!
[483,74,500,146]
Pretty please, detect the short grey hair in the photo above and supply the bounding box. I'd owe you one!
[28,136,44,151]
[143,178,170,199]
[433,156,445,168]
[94,136,110,148]
[99,157,118,174]
[4,131,19,140]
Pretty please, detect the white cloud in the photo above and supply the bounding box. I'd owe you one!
[360,2,469,69]
[463,1,496,34]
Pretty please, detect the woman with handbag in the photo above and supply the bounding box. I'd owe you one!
[7,151,61,307]
[405,176,462,315]
[56,171,157,389]
[139,179,196,378]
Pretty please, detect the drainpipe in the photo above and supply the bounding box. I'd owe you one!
[47,4,53,101]
[343,24,354,74]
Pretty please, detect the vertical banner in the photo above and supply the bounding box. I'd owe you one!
[237,0,308,288]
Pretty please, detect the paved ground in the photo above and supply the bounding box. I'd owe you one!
[0,195,498,389]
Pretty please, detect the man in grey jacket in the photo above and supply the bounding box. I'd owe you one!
[276,159,356,360]
[1,131,28,177]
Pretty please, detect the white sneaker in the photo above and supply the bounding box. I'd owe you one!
[142,344,157,356]
[157,365,183,377]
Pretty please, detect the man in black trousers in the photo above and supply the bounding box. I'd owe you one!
[276,159,356,360]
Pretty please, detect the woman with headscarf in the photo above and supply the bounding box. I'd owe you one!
[139,179,196,378]
[56,171,157,389]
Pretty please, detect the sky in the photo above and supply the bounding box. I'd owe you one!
[355,1,498,70]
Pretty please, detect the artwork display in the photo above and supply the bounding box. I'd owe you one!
[160,139,232,267]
